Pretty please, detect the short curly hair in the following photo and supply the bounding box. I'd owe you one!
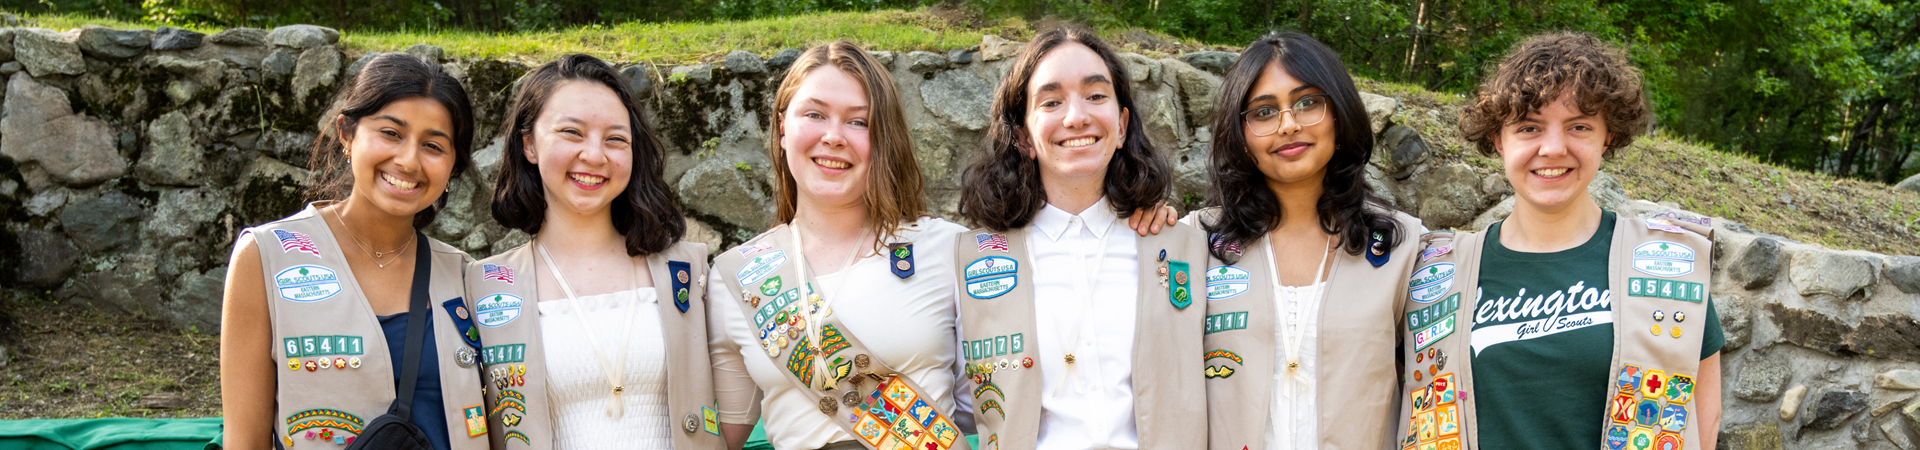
[1459,32,1650,157]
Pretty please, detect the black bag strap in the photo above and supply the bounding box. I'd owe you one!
[390,232,433,419]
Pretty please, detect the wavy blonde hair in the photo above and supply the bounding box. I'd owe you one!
[767,40,926,244]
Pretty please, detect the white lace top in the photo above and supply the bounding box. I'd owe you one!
[539,289,671,450]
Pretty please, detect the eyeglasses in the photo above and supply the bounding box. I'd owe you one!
[1241,94,1331,137]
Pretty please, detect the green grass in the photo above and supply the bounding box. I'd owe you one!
[17,9,1042,63]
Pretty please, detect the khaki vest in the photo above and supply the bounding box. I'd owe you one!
[1392,215,1714,450]
[463,241,726,450]
[952,223,1210,450]
[251,204,487,450]
[710,225,969,450]
[1200,208,1424,450]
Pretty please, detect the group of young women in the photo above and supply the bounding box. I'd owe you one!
[220,25,1725,450]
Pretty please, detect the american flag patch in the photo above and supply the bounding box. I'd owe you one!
[481,264,515,284]
[1210,234,1242,256]
[273,230,321,258]
[975,233,1010,252]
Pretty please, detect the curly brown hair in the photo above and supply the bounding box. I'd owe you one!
[1458,32,1651,157]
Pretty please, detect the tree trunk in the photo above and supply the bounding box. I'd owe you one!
[1839,97,1889,178]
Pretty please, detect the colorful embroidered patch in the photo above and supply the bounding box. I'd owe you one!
[1608,393,1636,423]
[1168,260,1192,309]
[274,265,343,303]
[1617,365,1644,393]
[1205,311,1249,334]
[285,409,365,435]
[978,399,1005,419]
[490,397,528,416]
[503,430,531,445]
[1628,278,1706,303]
[964,257,1019,299]
[973,382,1003,401]
[928,416,961,448]
[818,324,852,357]
[1635,399,1660,428]
[1412,315,1456,352]
[703,406,721,435]
[882,377,917,409]
[855,412,890,446]
[1414,410,1436,441]
[1629,427,1656,450]
[1204,365,1236,378]
[1641,370,1667,398]
[1204,349,1244,365]
[1204,265,1251,300]
[785,336,816,387]
[1420,245,1452,262]
[1665,374,1696,405]
[481,263,515,284]
[1435,403,1460,436]
[1605,424,1631,450]
[495,389,525,404]
[976,233,1011,252]
[273,229,322,257]
[760,276,783,296]
[463,405,487,436]
[474,293,525,327]
[1411,387,1433,412]
[1660,404,1688,432]
[1408,263,1456,303]
[736,250,787,287]
[1631,241,1696,277]
[1431,373,1456,404]
[1653,432,1682,450]
[825,356,853,385]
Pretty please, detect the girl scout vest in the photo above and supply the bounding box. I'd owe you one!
[462,241,727,450]
[1393,215,1714,450]
[1199,208,1424,450]
[952,223,1211,450]
[712,225,968,450]
[251,204,487,449]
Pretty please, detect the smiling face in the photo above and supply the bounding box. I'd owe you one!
[342,96,457,218]
[780,66,873,211]
[1023,42,1129,187]
[1496,92,1609,214]
[1242,61,1338,190]
[521,81,634,218]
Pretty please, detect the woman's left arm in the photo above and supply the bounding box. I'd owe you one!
[1697,352,1722,449]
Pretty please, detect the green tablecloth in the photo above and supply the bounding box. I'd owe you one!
[0,418,976,449]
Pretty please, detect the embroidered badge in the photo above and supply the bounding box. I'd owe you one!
[888,243,914,279]
[1414,410,1436,441]
[1653,432,1683,450]
[1665,374,1696,405]
[964,257,1019,299]
[973,382,1003,401]
[1629,427,1656,450]
[760,276,784,297]
[481,263,515,284]
[1420,245,1452,262]
[1608,393,1637,423]
[503,430,531,445]
[274,265,343,303]
[1412,315,1456,353]
[1435,403,1460,436]
[978,399,1005,419]
[1617,365,1643,393]
[285,409,365,437]
[1407,293,1461,331]
[1632,241,1696,277]
[1659,404,1688,432]
[855,412,890,445]
[736,250,787,287]
[1209,234,1243,256]
[1641,370,1667,398]
[816,324,852,357]
[1204,265,1251,300]
[1628,278,1705,303]
[1432,373,1456,404]
[975,233,1011,252]
[1366,231,1390,267]
[1205,311,1249,335]
[1408,263,1456,303]
[1205,349,1242,378]
[1204,349,1244,365]
[273,229,322,258]
[785,336,816,386]
[1168,260,1192,309]
[669,260,692,313]
[475,294,525,327]
[1605,424,1631,450]
[1635,399,1660,428]
[283,335,364,358]
[462,405,487,436]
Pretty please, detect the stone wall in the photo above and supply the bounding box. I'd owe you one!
[2,24,1919,447]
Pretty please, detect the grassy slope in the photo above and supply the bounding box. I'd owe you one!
[2,8,1916,419]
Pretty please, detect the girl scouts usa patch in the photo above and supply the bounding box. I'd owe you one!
[275,265,342,302]
[964,257,1018,299]
[474,294,524,327]
[736,250,787,287]
[1409,263,1456,303]
[1204,265,1251,300]
[1631,241,1695,277]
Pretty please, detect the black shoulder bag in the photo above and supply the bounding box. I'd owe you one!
[343,232,438,450]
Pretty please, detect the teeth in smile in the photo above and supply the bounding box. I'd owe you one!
[1534,168,1570,178]
[814,158,851,169]
[1060,137,1096,147]
[382,173,418,190]
[569,173,607,186]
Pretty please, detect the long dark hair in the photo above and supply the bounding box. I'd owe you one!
[308,53,475,229]
[958,25,1170,231]
[1203,32,1400,263]
[489,54,685,256]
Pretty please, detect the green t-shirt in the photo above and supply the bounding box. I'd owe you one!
[1469,212,1724,450]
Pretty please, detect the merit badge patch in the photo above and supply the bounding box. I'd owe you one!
[1629,427,1656,450]
[463,405,487,436]
[702,406,721,435]
[1660,404,1688,432]
[964,257,1018,299]
[669,260,692,313]
[1632,241,1696,277]
[275,265,342,303]
[481,263,515,284]
[785,336,816,387]
[1609,393,1636,423]
[273,229,322,258]
[1204,349,1242,378]
[474,294,525,327]
[1654,432,1682,450]
[888,243,914,279]
[1408,263,1456,303]
[1412,314,1456,353]
[1168,260,1192,309]
[1435,403,1460,436]
[1665,374,1696,404]
[976,233,1011,252]
[1420,245,1452,262]
[1605,425,1631,450]
[736,250,787,287]
[1431,373,1456,404]
[1366,231,1390,267]
[1635,399,1660,428]
[1204,265,1251,300]
[1641,370,1668,398]
[441,298,482,349]
[1617,365,1644,393]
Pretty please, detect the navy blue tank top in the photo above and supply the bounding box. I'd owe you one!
[378,313,451,450]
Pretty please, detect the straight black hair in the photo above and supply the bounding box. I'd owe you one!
[957,25,1171,231]
[308,53,475,229]
[489,54,685,256]
[1203,32,1401,263]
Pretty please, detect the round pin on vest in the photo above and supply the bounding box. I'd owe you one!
[1651,325,1663,336]
[1674,311,1686,323]
[1671,327,1683,338]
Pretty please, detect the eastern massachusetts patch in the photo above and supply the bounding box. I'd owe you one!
[963,257,1018,299]
[1631,241,1696,277]
[1408,263,1456,303]
[1628,278,1705,303]
[735,249,787,287]
[1168,260,1193,309]
[274,265,342,303]
[474,293,525,327]
[1204,265,1252,300]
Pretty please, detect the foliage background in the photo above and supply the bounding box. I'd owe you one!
[3,0,1916,184]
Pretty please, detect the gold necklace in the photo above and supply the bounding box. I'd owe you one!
[331,206,415,269]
